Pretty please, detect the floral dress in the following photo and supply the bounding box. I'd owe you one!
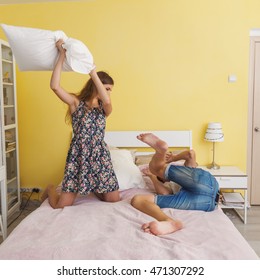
[62,100,119,194]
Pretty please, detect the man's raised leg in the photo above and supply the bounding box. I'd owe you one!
[137,133,168,179]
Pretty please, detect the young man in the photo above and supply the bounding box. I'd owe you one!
[131,133,219,236]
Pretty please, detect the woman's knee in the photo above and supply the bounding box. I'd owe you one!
[102,191,120,203]
[55,192,77,208]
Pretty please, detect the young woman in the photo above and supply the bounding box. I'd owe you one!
[42,39,120,208]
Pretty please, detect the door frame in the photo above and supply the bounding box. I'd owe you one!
[247,31,260,204]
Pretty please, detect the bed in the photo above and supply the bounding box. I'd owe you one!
[0,130,258,260]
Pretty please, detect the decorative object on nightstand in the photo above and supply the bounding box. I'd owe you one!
[204,122,224,170]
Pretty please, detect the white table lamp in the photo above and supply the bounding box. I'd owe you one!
[204,122,224,169]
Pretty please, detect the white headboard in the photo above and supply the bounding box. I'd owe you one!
[104,130,192,149]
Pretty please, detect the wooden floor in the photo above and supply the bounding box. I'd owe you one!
[223,206,260,257]
[1,199,260,258]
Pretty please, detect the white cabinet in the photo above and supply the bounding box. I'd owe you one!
[0,39,20,239]
[199,166,248,224]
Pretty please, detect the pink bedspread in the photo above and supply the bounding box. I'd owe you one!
[0,188,258,260]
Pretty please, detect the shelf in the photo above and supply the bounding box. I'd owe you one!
[221,192,245,208]
[7,177,17,185]
[3,82,14,87]
[220,204,244,209]
[2,58,13,64]
[2,82,14,86]
[4,105,15,108]
[8,197,18,211]
[4,124,16,130]
[5,148,16,154]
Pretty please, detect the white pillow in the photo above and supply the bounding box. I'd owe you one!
[1,24,94,74]
[109,149,146,190]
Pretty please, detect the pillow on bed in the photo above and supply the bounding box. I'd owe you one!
[109,149,146,190]
[1,24,94,74]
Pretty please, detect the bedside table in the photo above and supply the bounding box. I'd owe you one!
[199,166,248,224]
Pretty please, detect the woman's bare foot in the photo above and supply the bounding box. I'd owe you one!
[141,219,183,235]
[41,184,55,203]
[137,133,168,154]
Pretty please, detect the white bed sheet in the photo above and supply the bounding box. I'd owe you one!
[0,188,258,260]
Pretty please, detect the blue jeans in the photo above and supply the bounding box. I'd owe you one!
[155,165,219,212]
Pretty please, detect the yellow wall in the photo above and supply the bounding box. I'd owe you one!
[0,0,259,189]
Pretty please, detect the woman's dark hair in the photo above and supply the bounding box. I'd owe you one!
[66,71,114,123]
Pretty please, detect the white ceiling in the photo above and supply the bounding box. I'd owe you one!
[0,0,84,4]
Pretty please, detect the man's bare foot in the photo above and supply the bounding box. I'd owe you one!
[165,151,175,163]
[141,219,183,235]
[137,133,168,154]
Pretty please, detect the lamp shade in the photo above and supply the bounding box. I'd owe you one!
[204,122,224,142]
